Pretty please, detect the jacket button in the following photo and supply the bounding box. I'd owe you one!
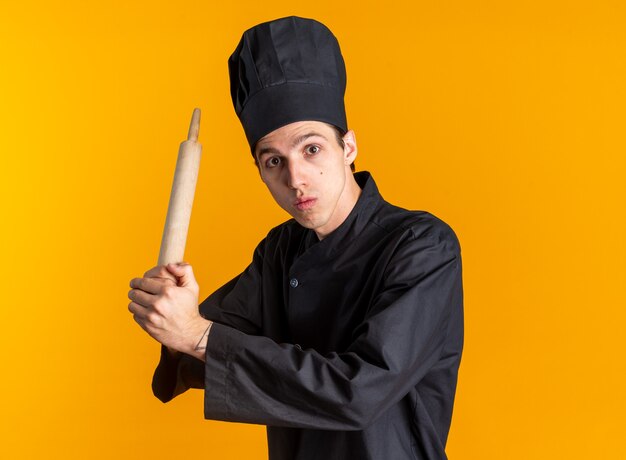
[289,278,299,288]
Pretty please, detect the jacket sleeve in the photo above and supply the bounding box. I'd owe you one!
[201,226,463,430]
[152,237,266,403]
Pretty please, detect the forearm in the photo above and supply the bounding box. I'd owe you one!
[153,342,206,403]
[202,323,423,430]
[152,318,212,402]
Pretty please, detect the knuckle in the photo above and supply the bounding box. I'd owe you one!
[153,297,167,311]
[147,312,161,326]
[164,277,177,285]
[162,286,176,298]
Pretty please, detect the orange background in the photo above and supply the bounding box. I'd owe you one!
[1,1,625,458]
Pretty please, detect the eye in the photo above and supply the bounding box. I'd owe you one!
[306,145,320,155]
[265,156,281,168]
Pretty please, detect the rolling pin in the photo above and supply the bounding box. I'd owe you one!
[157,108,202,266]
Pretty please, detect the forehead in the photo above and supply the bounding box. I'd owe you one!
[255,121,333,151]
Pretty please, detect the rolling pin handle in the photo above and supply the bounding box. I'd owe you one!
[188,108,201,142]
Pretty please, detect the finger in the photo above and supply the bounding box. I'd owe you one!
[165,262,196,288]
[129,277,174,295]
[128,287,158,308]
[143,265,177,282]
[129,304,162,340]
[131,312,151,334]
[128,301,149,320]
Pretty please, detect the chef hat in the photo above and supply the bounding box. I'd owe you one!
[228,16,348,153]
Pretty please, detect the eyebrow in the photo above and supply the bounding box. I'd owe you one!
[256,131,329,159]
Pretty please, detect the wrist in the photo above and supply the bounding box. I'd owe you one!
[185,317,212,362]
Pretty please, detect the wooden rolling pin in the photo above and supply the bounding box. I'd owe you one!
[157,108,202,266]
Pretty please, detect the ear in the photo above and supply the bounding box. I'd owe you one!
[342,129,358,165]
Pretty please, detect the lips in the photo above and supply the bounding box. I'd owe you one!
[294,197,317,211]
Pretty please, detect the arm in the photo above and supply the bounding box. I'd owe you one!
[152,238,266,402]
[152,322,211,402]
[201,229,463,430]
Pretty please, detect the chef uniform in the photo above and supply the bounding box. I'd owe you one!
[152,16,464,460]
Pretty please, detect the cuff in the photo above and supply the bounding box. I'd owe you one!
[203,322,246,421]
[151,344,181,403]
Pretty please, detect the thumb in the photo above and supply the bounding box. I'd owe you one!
[165,262,196,288]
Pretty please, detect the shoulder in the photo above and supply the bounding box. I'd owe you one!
[372,201,462,258]
[370,205,462,286]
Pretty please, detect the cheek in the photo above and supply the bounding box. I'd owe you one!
[263,182,281,201]
[271,185,293,207]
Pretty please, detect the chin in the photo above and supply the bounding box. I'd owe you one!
[295,215,324,230]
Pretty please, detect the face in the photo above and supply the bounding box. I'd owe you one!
[254,121,359,239]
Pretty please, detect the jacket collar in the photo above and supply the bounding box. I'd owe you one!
[301,170,384,256]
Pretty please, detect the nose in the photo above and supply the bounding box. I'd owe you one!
[286,158,308,190]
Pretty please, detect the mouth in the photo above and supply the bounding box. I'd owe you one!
[294,197,317,211]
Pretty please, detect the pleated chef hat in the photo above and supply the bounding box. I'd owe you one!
[228,16,348,153]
